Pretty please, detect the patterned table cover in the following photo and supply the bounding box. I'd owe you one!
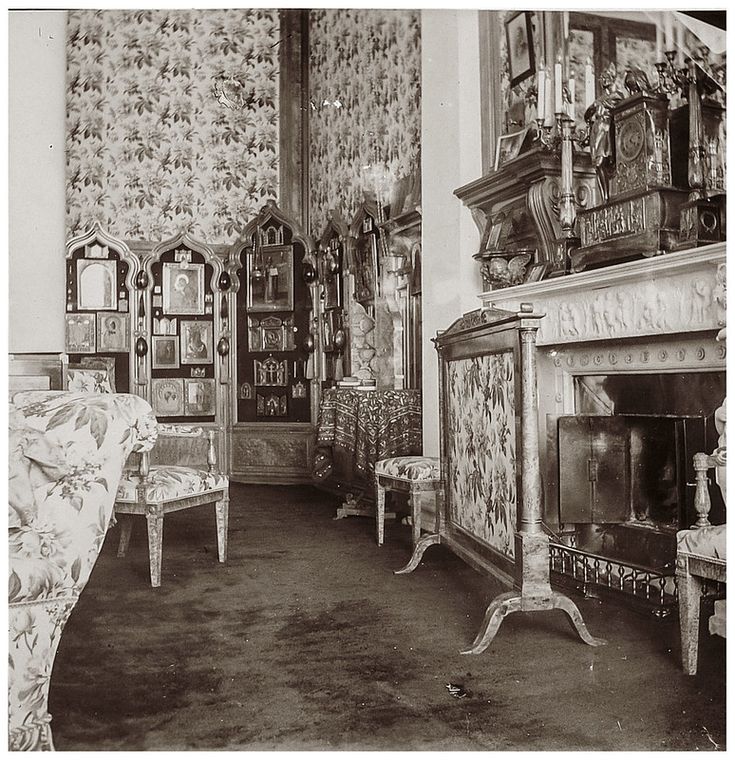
[315,388,422,483]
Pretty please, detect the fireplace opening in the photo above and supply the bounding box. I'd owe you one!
[557,371,725,572]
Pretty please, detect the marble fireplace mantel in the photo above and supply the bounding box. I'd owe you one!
[480,243,726,349]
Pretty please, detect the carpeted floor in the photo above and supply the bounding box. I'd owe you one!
[49,483,726,751]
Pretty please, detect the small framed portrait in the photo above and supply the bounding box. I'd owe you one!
[77,259,117,311]
[152,335,180,369]
[525,262,550,283]
[97,313,129,352]
[248,245,294,312]
[505,11,535,87]
[184,378,216,416]
[494,127,530,171]
[151,378,185,417]
[162,261,205,315]
[65,313,96,353]
[180,320,214,364]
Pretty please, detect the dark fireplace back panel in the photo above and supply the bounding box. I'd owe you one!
[558,414,717,529]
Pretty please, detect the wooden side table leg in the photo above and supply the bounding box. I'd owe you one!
[146,512,164,588]
[376,478,386,546]
[215,494,229,563]
[409,485,421,547]
[677,557,704,675]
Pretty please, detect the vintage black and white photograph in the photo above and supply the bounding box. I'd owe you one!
[8,6,727,754]
[180,320,214,364]
[150,377,185,416]
[184,377,217,416]
[64,312,96,353]
[151,335,180,369]
[162,261,205,315]
[247,244,294,312]
[97,312,129,352]
[76,258,118,311]
[505,10,535,87]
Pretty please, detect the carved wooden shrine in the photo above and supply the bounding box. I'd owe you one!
[396,304,605,654]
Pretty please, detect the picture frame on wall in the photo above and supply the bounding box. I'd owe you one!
[184,378,216,416]
[494,127,530,171]
[77,259,117,311]
[152,335,180,369]
[180,320,214,364]
[248,244,294,312]
[65,313,96,354]
[97,313,129,352]
[505,11,535,87]
[151,378,185,417]
[162,261,205,315]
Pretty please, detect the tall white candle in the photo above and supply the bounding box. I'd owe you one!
[567,76,576,121]
[544,65,554,127]
[554,59,563,114]
[584,58,594,109]
[537,68,546,123]
[664,14,674,52]
[655,25,663,61]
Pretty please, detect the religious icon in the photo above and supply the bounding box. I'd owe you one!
[162,262,205,315]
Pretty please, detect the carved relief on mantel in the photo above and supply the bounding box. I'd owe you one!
[483,243,725,347]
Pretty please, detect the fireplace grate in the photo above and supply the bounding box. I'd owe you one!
[549,541,677,615]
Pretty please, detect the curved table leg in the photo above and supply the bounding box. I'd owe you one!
[551,591,607,646]
[460,591,522,655]
[394,533,441,574]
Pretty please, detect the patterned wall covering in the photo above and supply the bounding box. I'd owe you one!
[308,9,421,236]
[446,352,516,559]
[66,9,280,243]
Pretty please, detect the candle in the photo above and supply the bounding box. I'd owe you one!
[544,65,554,127]
[655,25,663,61]
[567,76,576,121]
[584,58,594,109]
[537,67,547,123]
[554,59,563,115]
[664,14,674,52]
[674,19,684,65]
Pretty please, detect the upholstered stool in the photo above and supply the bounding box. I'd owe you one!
[374,456,442,547]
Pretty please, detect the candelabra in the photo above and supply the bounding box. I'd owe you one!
[534,93,588,274]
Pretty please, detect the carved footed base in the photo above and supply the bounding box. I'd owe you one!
[460,588,607,655]
[394,532,441,574]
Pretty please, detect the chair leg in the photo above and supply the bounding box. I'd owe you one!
[215,494,229,563]
[145,513,164,588]
[116,516,133,557]
[409,486,421,547]
[677,568,704,675]
[376,480,386,546]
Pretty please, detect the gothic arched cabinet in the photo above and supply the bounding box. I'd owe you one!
[227,201,319,483]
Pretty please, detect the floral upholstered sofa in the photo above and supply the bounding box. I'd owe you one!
[8,391,157,751]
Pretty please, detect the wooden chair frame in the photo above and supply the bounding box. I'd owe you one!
[115,427,229,587]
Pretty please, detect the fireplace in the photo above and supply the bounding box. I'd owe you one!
[557,369,725,571]
[481,243,726,611]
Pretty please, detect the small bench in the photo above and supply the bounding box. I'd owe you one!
[374,456,442,547]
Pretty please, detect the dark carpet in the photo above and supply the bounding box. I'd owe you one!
[49,483,726,751]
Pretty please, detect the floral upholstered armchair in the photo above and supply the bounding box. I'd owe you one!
[8,391,158,751]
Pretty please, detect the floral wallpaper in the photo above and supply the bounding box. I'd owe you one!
[66,9,280,243]
[308,9,421,236]
[446,352,516,559]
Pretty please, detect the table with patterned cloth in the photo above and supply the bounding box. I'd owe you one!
[314,388,423,513]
